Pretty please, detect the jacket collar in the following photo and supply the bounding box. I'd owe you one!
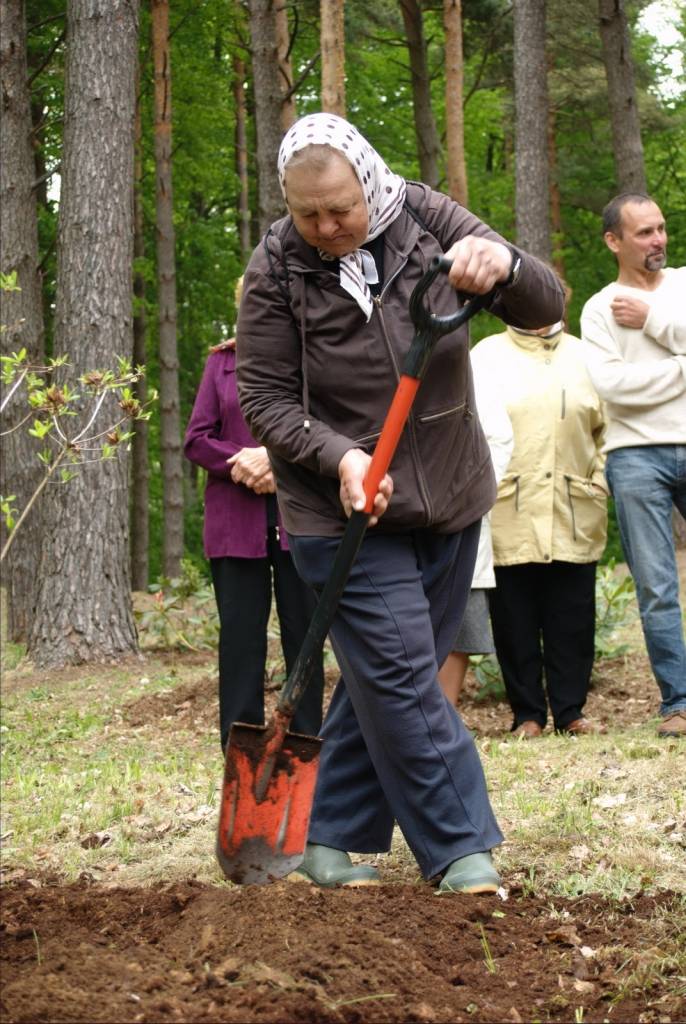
[506,324,563,353]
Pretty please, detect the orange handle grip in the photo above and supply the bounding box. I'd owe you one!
[362,376,421,514]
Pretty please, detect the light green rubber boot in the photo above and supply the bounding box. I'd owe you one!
[288,843,381,888]
[438,852,500,894]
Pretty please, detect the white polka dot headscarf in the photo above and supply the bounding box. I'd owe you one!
[278,113,407,321]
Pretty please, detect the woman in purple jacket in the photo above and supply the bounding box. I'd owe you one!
[184,335,324,752]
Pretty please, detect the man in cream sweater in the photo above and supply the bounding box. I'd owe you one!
[581,192,686,738]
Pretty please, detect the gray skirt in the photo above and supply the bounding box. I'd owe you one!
[451,588,495,655]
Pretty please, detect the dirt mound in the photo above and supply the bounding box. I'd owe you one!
[2,879,682,1023]
[123,675,218,729]
[122,649,657,739]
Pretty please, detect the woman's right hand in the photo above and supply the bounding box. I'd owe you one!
[338,448,393,527]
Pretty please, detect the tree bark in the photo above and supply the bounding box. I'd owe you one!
[399,0,441,190]
[321,0,346,117]
[513,0,552,262]
[548,97,565,283]
[151,0,184,578]
[275,2,297,129]
[444,0,468,205]
[233,54,252,264]
[247,0,286,232]
[0,0,47,643]
[28,0,140,668]
[598,0,646,193]
[130,66,149,592]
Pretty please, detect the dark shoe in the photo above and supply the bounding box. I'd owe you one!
[559,717,607,736]
[657,711,686,738]
[439,852,501,894]
[287,843,381,888]
[512,720,543,739]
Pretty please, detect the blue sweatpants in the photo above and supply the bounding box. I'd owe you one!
[289,524,503,880]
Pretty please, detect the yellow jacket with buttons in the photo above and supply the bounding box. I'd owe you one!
[470,325,608,566]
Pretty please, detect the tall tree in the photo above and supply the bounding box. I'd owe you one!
[444,0,468,205]
[248,0,286,231]
[513,0,552,262]
[151,0,183,578]
[275,1,297,128]
[1,0,46,643]
[321,0,346,116]
[130,66,149,592]
[597,0,646,193]
[29,0,139,667]
[233,53,252,264]
[399,0,441,189]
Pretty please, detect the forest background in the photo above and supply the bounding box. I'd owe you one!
[1,0,685,668]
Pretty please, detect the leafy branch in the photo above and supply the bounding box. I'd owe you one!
[1,344,156,563]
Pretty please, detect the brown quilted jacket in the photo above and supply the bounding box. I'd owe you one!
[236,181,564,537]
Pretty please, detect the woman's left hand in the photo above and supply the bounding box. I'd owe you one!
[227,446,273,492]
[442,236,512,294]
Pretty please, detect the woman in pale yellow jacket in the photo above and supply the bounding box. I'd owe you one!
[470,321,608,738]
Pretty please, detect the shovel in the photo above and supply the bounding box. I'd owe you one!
[216,255,493,884]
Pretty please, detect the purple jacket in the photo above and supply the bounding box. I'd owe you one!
[184,346,288,558]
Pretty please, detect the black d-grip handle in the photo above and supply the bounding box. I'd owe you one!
[404,256,495,380]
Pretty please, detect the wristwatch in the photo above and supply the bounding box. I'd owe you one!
[503,248,522,288]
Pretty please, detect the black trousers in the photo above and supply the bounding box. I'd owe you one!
[488,560,597,731]
[210,530,325,751]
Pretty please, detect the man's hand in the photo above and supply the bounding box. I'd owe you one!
[227,446,275,493]
[338,448,393,527]
[611,294,649,329]
[442,236,512,295]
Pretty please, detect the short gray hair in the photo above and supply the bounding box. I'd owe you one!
[602,193,654,236]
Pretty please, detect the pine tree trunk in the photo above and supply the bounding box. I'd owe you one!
[0,0,47,643]
[321,0,346,117]
[130,73,149,592]
[444,0,468,205]
[548,98,565,283]
[248,0,286,232]
[151,0,184,579]
[234,54,252,263]
[275,2,297,129]
[598,0,646,193]
[28,0,140,668]
[513,0,552,262]
[399,0,441,190]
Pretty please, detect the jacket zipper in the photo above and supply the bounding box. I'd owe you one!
[561,388,566,419]
[418,402,467,424]
[373,286,434,524]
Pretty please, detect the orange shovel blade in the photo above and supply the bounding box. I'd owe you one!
[216,722,322,885]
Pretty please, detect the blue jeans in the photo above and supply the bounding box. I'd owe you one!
[605,445,686,716]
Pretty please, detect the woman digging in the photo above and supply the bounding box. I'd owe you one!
[236,113,563,893]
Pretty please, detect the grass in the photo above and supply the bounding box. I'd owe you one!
[2,645,683,901]
[1,561,685,904]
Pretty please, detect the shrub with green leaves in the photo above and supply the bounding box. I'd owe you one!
[134,559,219,651]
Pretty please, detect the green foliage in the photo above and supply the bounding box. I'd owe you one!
[22,0,686,587]
[594,560,637,661]
[135,558,218,652]
[0,350,156,559]
[470,653,506,702]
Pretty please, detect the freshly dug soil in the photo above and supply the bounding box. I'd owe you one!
[1,879,683,1023]
[121,647,660,739]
